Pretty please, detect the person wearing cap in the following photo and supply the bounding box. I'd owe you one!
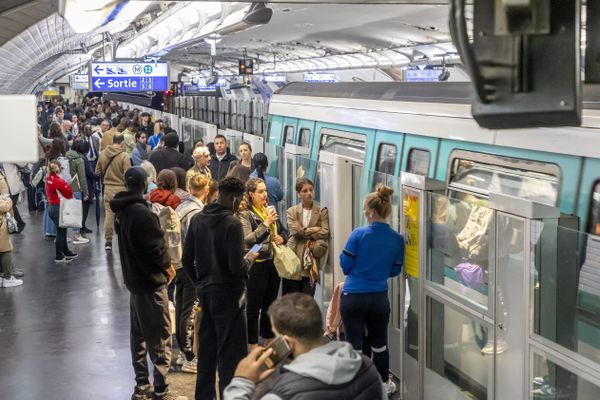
[110,167,187,400]
[186,146,212,191]
[148,132,191,175]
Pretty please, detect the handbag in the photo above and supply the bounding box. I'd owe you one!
[59,197,83,228]
[303,241,320,287]
[273,243,302,280]
[5,212,18,233]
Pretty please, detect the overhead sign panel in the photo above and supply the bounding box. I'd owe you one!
[304,72,340,83]
[70,74,89,90]
[89,62,169,92]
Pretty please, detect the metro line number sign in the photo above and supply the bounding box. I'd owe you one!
[89,62,169,92]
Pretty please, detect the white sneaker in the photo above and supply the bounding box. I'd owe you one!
[181,358,197,373]
[72,236,90,244]
[384,379,397,396]
[175,353,186,366]
[2,276,23,288]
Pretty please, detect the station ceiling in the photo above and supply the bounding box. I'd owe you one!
[0,1,462,93]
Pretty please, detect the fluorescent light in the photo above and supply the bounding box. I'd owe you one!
[62,0,152,34]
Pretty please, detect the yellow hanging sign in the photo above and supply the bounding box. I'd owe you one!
[403,192,419,278]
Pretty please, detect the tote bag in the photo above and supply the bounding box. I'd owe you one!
[59,197,83,228]
[272,243,302,280]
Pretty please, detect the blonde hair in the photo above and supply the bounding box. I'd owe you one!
[140,161,156,183]
[49,160,62,174]
[189,174,210,194]
[364,185,394,219]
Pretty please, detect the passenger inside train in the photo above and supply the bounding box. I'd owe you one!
[2,1,600,400]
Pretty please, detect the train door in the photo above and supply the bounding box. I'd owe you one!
[282,117,299,146]
[296,120,316,152]
[282,143,311,226]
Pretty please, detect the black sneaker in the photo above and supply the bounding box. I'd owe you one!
[105,241,112,252]
[131,384,154,400]
[80,226,93,234]
[151,391,188,400]
[65,253,78,260]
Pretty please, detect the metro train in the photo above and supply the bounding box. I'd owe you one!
[267,82,600,234]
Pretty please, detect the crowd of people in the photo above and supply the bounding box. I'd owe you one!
[2,97,406,399]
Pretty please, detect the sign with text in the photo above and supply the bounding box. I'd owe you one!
[304,72,340,83]
[70,74,89,90]
[89,62,169,92]
[403,190,420,278]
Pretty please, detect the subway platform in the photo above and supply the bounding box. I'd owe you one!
[0,209,402,399]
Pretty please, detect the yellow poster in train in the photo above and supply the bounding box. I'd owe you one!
[403,192,419,278]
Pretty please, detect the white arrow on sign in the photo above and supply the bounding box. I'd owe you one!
[94,78,105,89]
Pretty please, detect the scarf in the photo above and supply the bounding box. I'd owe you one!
[135,142,148,161]
[251,204,277,237]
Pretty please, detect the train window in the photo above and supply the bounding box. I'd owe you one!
[407,148,430,176]
[588,181,600,235]
[319,128,366,163]
[376,143,397,175]
[298,128,311,148]
[448,150,560,205]
[283,126,294,144]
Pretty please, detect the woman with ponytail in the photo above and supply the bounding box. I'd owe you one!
[46,160,77,263]
[249,153,283,206]
[339,185,405,396]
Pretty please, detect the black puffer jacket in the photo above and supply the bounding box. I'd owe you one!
[110,191,171,293]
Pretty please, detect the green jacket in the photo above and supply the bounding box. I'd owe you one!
[66,150,89,197]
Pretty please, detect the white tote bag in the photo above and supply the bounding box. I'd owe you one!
[59,197,82,228]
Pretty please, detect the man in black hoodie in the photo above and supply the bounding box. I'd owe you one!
[110,167,187,400]
[182,177,256,400]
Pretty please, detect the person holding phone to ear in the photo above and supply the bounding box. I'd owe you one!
[239,177,288,350]
[223,293,386,400]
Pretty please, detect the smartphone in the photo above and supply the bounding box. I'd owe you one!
[250,244,262,254]
[263,335,292,369]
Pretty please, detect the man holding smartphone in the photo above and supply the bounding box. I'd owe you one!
[110,167,186,400]
[223,293,387,400]
[182,177,258,400]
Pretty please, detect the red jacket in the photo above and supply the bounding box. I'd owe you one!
[149,188,181,210]
[46,173,73,205]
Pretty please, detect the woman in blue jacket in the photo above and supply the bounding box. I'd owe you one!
[339,185,405,396]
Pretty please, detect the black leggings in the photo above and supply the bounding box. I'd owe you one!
[281,277,315,297]
[340,291,390,381]
[246,259,280,344]
[48,204,71,259]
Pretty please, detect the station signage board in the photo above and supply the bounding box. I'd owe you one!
[89,62,169,92]
[304,72,340,83]
[405,67,442,82]
[70,74,89,90]
[263,75,287,83]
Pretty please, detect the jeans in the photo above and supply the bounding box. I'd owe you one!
[48,204,70,259]
[195,290,247,400]
[246,259,280,344]
[130,285,172,393]
[174,269,197,361]
[340,291,391,381]
[43,199,57,237]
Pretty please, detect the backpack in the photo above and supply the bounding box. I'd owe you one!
[151,203,183,268]
[57,156,72,184]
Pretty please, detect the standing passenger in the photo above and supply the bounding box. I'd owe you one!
[239,178,287,349]
[209,135,237,181]
[284,177,330,296]
[95,134,132,252]
[110,167,187,400]
[238,142,253,170]
[131,132,149,166]
[0,172,23,287]
[182,177,256,400]
[339,185,404,396]
[45,160,77,263]
[186,146,211,190]
[66,139,90,244]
